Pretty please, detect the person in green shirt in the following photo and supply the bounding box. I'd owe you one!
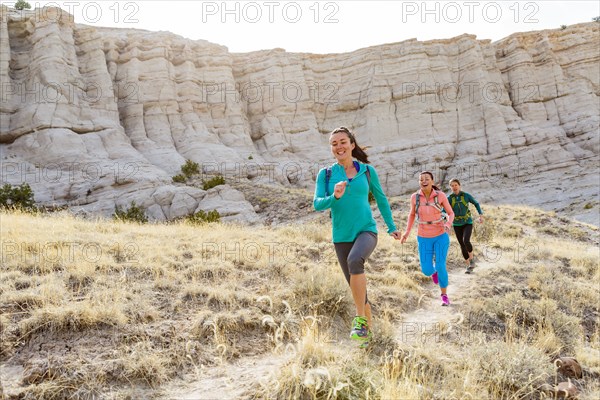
[314,126,401,348]
[448,178,484,273]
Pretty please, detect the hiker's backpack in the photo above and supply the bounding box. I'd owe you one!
[325,161,371,197]
[415,190,447,225]
[324,162,372,217]
[451,194,471,222]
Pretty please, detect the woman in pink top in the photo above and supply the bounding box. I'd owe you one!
[400,171,455,306]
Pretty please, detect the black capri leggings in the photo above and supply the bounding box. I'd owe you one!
[453,224,473,260]
[334,231,377,305]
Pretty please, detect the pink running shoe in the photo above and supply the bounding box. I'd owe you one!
[441,294,450,306]
[431,272,439,285]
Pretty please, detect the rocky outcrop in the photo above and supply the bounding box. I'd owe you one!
[231,27,599,224]
[1,5,598,224]
[0,6,258,222]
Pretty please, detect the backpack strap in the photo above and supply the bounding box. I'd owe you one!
[451,193,468,208]
[325,167,332,196]
[326,162,371,198]
[353,161,371,190]
[416,190,447,225]
[325,167,333,219]
[454,193,472,222]
[460,194,468,208]
[415,191,421,217]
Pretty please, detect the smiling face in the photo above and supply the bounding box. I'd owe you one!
[329,131,355,163]
[419,172,434,191]
[450,181,461,194]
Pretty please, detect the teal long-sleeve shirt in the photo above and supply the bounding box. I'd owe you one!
[313,162,397,243]
[447,191,483,226]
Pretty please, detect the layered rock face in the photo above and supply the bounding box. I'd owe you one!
[1,6,598,224]
[0,6,258,222]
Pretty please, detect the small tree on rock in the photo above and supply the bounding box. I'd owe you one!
[0,183,36,211]
[15,0,32,10]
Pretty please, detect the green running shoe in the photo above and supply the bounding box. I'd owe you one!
[350,316,369,340]
[358,331,373,349]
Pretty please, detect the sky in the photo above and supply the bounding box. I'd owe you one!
[6,0,600,53]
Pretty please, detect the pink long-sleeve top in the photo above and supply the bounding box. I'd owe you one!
[405,189,455,238]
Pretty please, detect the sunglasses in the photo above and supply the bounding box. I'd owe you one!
[332,126,350,133]
[331,127,355,141]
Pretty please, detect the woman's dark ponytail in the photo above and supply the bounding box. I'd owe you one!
[352,145,369,164]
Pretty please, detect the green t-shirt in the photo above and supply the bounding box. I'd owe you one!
[447,191,483,226]
[313,162,397,243]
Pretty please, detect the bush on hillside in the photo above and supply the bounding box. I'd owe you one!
[203,175,225,190]
[0,183,36,211]
[113,201,148,223]
[181,160,200,178]
[186,209,220,224]
[172,160,200,183]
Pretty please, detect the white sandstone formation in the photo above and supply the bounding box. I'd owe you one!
[0,5,598,224]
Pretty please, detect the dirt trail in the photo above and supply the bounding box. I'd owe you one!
[164,354,290,399]
[166,259,494,399]
[396,258,494,346]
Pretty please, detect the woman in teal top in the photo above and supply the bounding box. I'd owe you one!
[314,126,400,347]
[447,178,484,273]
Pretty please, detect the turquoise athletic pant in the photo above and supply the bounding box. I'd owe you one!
[417,232,450,288]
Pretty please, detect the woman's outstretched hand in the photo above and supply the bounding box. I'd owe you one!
[390,231,402,240]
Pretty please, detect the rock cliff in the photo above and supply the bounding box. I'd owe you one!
[1,6,598,224]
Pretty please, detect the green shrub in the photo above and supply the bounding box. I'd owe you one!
[0,183,36,211]
[592,16,600,22]
[173,160,201,184]
[15,0,31,10]
[186,210,220,224]
[203,175,225,190]
[181,160,200,178]
[584,203,594,209]
[172,174,186,183]
[560,25,567,30]
[113,201,148,223]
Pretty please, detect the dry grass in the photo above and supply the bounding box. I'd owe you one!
[1,204,599,398]
[0,210,414,397]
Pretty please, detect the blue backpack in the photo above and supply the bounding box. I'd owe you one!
[325,161,371,196]
[324,161,372,218]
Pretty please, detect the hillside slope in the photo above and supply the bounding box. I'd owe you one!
[1,205,598,398]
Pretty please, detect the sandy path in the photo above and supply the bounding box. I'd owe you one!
[165,354,290,399]
[166,259,494,399]
[396,257,493,346]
